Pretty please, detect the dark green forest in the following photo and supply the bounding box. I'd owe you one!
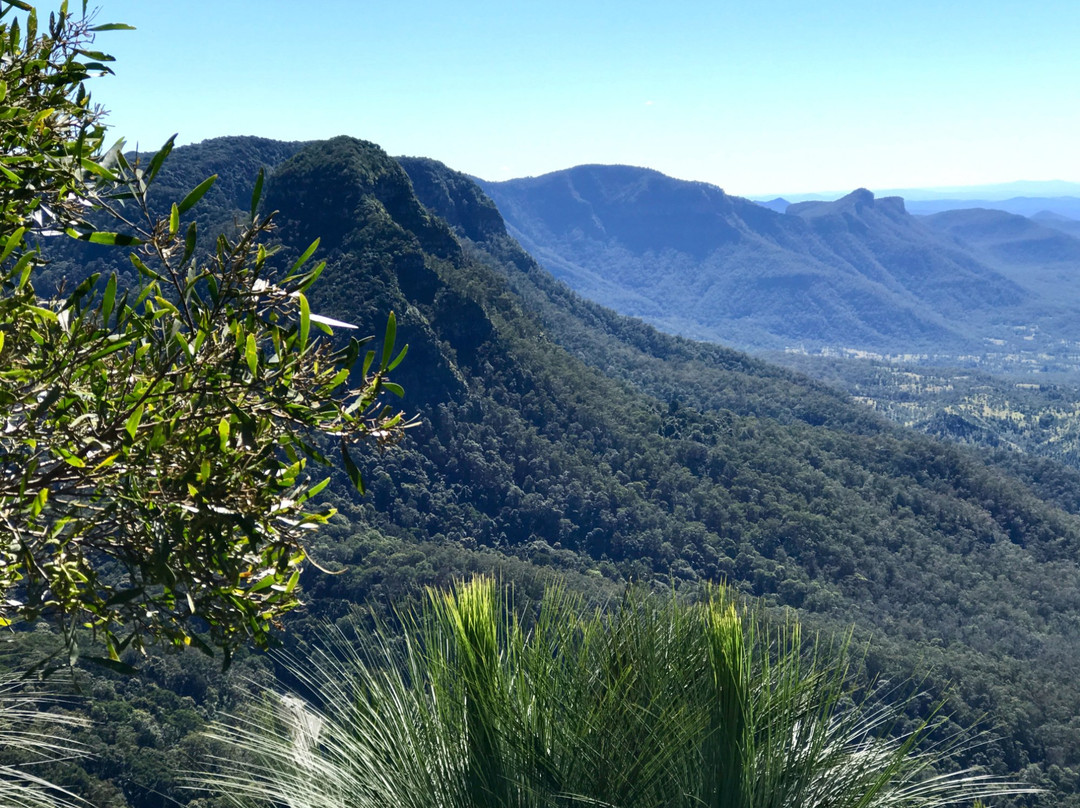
[10,135,1080,807]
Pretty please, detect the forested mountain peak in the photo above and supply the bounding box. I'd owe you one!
[479,163,1032,355]
[266,136,460,260]
[480,163,782,258]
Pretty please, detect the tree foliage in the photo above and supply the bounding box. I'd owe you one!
[0,1,412,664]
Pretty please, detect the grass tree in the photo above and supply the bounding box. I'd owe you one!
[201,577,1030,808]
[0,676,87,808]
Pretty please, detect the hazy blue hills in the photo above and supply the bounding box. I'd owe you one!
[925,208,1080,268]
[478,167,1045,359]
[905,195,1080,219]
[1032,210,1080,238]
[756,197,791,213]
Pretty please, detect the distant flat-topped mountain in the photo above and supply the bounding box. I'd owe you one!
[478,166,1039,357]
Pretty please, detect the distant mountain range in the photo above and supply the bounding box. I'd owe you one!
[478,166,1080,371]
[905,196,1080,220]
[764,179,1080,203]
[756,181,1080,221]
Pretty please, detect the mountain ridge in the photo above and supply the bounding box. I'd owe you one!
[479,167,1038,358]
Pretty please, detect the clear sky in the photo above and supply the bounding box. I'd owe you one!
[58,1,1080,197]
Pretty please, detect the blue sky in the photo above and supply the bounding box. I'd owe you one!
[68,1,1080,196]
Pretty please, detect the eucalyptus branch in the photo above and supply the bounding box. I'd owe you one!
[0,2,414,663]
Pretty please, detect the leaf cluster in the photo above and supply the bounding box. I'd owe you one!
[0,4,413,664]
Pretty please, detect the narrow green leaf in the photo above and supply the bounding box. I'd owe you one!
[92,452,120,471]
[88,337,135,361]
[1,226,25,264]
[172,330,190,357]
[66,228,142,247]
[31,487,48,518]
[89,22,136,31]
[59,450,85,468]
[182,221,197,264]
[75,49,115,62]
[245,333,258,376]
[102,273,117,322]
[68,273,98,303]
[382,382,405,397]
[130,253,165,282]
[103,588,144,607]
[298,293,310,351]
[82,656,139,675]
[283,569,301,594]
[187,633,215,658]
[249,574,278,593]
[80,157,118,182]
[31,108,55,130]
[387,344,409,372]
[177,174,218,215]
[30,386,62,420]
[291,239,321,274]
[294,260,326,293]
[146,135,176,183]
[380,312,397,371]
[341,443,364,493]
[125,404,144,440]
[15,251,33,290]
[27,306,57,322]
[218,417,230,451]
[169,202,179,236]
[324,368,349,390]
[305,476,331,501]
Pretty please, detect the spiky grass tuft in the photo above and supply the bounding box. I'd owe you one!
[199,578,1034,808]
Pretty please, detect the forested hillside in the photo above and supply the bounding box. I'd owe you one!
[19,135,1080,806]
